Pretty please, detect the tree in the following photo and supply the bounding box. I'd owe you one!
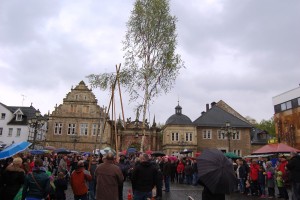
[88,0,184,151]
[255,117,276,136]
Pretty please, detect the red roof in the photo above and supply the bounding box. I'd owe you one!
[252,143,300,154]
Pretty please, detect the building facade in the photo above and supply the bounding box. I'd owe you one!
[162,104,197,156]
[0,103,45,148]
[273,86,300,149]
[46,81,111,152]
[193,101,253,156]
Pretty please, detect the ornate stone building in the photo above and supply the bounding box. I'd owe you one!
[46,81,111,152]
[273,86,300,149]
[162,103,197,156]
[115,117,161,152]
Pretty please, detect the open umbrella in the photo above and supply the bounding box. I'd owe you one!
[43,146,56,151]
[224,152,241,159]
[180,149,193,154]
[252,143,300,154]
[0,141,32,160]
[54,148,71,154]
[29,149,49,155]
[197,148,237,194]
[151,151,165,157]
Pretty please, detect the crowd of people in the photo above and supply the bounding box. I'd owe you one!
[235,152,300,200]
[0,149,299,200]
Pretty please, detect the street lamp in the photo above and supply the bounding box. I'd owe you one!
[27,110,46,149]
[70,133,80,150]
[221,122,236,152]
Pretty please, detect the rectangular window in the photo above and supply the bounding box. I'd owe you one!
[185,132,192,142]
[54,123,63,135]
[16,114,22,121]
[68,124,76,135]
[218,130,226,140]
[202,129,212,139]
[8,128,13,137]
[80,123,88,135]
[171,132,179,141]
[92,124,97,136]
[233,149,241,156]
[16,128,21,137]
[233,130,240,140]
[286,101,292,109]
[0,128,3,136]
[281,103,287,111]
[1,113,5,120]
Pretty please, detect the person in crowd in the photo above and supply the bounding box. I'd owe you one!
[276,171,288,200]
[88,157,98,200]
[265,161,276,198]
[249,159,260,196]
[95,153,123,200]
[162,156,171,192]
[54,172,68,200]
[43,156,50,171]
[2,157,25,200]
[22,158,51,200]
[192,159,199,186]
[276,154,289,199]
[199,179,225,200]
[286,151,300,200]
[184,160,193,185]
[170,159,177,183]
[177,160,185,184]
[131,153,158,200]
[258,165,266,198]
[236,159,247,194]
[70,160,92,200]
[117,154,130,200]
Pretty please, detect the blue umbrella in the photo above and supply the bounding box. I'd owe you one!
[54,148,71,154]
[29,149,48,155]
[0,141,32,160]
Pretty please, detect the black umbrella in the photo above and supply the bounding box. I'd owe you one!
[197,148,237,194]
[151,151,166,157]
[54,148,71,154]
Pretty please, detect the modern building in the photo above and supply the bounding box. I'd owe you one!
[273,86,300,149]
[0,102,46,148]
[193,101,253,156]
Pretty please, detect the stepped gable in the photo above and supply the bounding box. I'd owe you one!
[165,103,193,125]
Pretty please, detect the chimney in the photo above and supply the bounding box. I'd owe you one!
[206,104,209,112]
[211,102,216,107]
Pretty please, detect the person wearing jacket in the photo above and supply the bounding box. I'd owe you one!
[2,157,25,200]
[249,159,260,196]
[70,160,92,200]
[54,172,68,200]
[177,160,185,184]
[95,153,123,200]
[131,153,158,200]
[286,151,300,200]
[22,158,51,200]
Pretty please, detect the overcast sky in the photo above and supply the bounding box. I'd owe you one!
[1,0,299,125]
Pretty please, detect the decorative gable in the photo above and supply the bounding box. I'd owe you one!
[13,108,24,121]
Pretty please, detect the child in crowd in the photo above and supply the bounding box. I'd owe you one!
[258,165,266,198]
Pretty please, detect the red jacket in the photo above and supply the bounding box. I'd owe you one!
[277,160,288,175]
[70,167,92,196]
[250,163,260,181]
[177,162,185,173]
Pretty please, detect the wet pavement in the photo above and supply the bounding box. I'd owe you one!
[66,180,290,200]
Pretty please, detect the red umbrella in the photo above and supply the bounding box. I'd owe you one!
[252,143,300,154]
[145,150,153,155]
[195,152,201,157]
[169,156,178,161]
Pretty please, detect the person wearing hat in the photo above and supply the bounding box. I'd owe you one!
[286,151,300,200]
[70,160,92,200]
[95,152,124,200]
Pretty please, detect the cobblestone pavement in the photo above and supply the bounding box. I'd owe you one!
[66,181,290,200]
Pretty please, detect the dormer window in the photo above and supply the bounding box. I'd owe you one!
[16,113,23,121]
[14,108,24,121]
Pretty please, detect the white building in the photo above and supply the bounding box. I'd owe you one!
[0,102,46,149]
